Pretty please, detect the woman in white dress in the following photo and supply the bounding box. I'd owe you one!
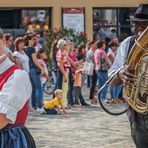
[0,29,36,147]
[14,37,30,73]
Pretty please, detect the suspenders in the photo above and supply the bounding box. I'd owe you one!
[127,35,136,57]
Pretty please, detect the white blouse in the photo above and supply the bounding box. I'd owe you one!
[107,49,116,66]
[13,51,30,73]
[38,59,48,84]
[0,58,32,123]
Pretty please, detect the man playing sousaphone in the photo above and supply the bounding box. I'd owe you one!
[108,4,148,148]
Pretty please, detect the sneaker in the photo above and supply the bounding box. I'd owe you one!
[103,99,110,104]
[37,108,45,114]
[101,99,110,106]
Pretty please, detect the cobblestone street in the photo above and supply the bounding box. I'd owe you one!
[27,90,135,148]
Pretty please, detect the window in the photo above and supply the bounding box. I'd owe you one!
[93,8,136,41]
[22,9,51,31]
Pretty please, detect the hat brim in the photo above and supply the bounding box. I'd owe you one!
[127,18,148,22]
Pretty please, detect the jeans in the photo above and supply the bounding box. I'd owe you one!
[52,71,58,99]
[118,86,123,98]
[110,85,122,98]
[53,71,58,91]
[89,70,97,99]
[29,68,43,108]
[41,83,45,101]
[96,70,108,99]
[87,75,91,87]
[131,113,148,148]
[44,108,57,115]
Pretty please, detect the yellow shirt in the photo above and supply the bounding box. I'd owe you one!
[44,97,64,109]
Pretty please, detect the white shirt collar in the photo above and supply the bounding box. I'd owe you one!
[0,58,14,74]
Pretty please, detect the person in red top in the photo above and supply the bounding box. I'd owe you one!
[56,39,70,106]
[56,39,70,89]
[0,29,36,147]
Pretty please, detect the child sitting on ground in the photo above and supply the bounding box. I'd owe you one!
[73,65,90,107]
[44,89,67,115]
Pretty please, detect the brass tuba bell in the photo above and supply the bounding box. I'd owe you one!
[124,26,148,114]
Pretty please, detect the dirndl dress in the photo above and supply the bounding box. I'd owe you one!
[0,64,36,148]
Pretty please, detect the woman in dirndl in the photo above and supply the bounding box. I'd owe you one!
[0,28,36,148]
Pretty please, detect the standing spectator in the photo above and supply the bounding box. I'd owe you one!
[107,37,119,55]
[73,65,90,107]
[86,40,97,104]
[3,33,15,62]
[107,42,118,66]
[85,40,91,52]
[35,34,42,53]
[85,41,91,88]
[95,40,110,102]
[42,31,49,45]
[37,48,49,105]
[76,45,86,61]
[109,27,117,39]
[56,39,70,106]
[51,40,59,93]
[67,42,77,106]
[13,37,29,73]
[111,37,119,45]
[76,45,86,86]
[24,35,45,112]
[108,42,122,102]
[68,42,84,107]
[51,40,59,68]
[105,37,111,53]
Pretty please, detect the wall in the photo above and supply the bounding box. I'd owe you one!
[0,0,147,40]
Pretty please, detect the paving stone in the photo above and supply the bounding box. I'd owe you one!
[27,106,135,148]
[27,87,135,148]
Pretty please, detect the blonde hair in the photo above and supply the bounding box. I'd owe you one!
[54,89,63,96]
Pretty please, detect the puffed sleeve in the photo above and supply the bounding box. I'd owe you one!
[0,69,32,123]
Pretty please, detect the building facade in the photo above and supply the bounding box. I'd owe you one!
[0,0,147,40]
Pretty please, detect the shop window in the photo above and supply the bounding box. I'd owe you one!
[93,8,136,41]
[22,9,51,31]
[93,9,117,26]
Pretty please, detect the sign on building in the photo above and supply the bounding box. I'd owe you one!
[62,8,85,33]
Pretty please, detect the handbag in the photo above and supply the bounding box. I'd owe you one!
[82,61,94,76]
